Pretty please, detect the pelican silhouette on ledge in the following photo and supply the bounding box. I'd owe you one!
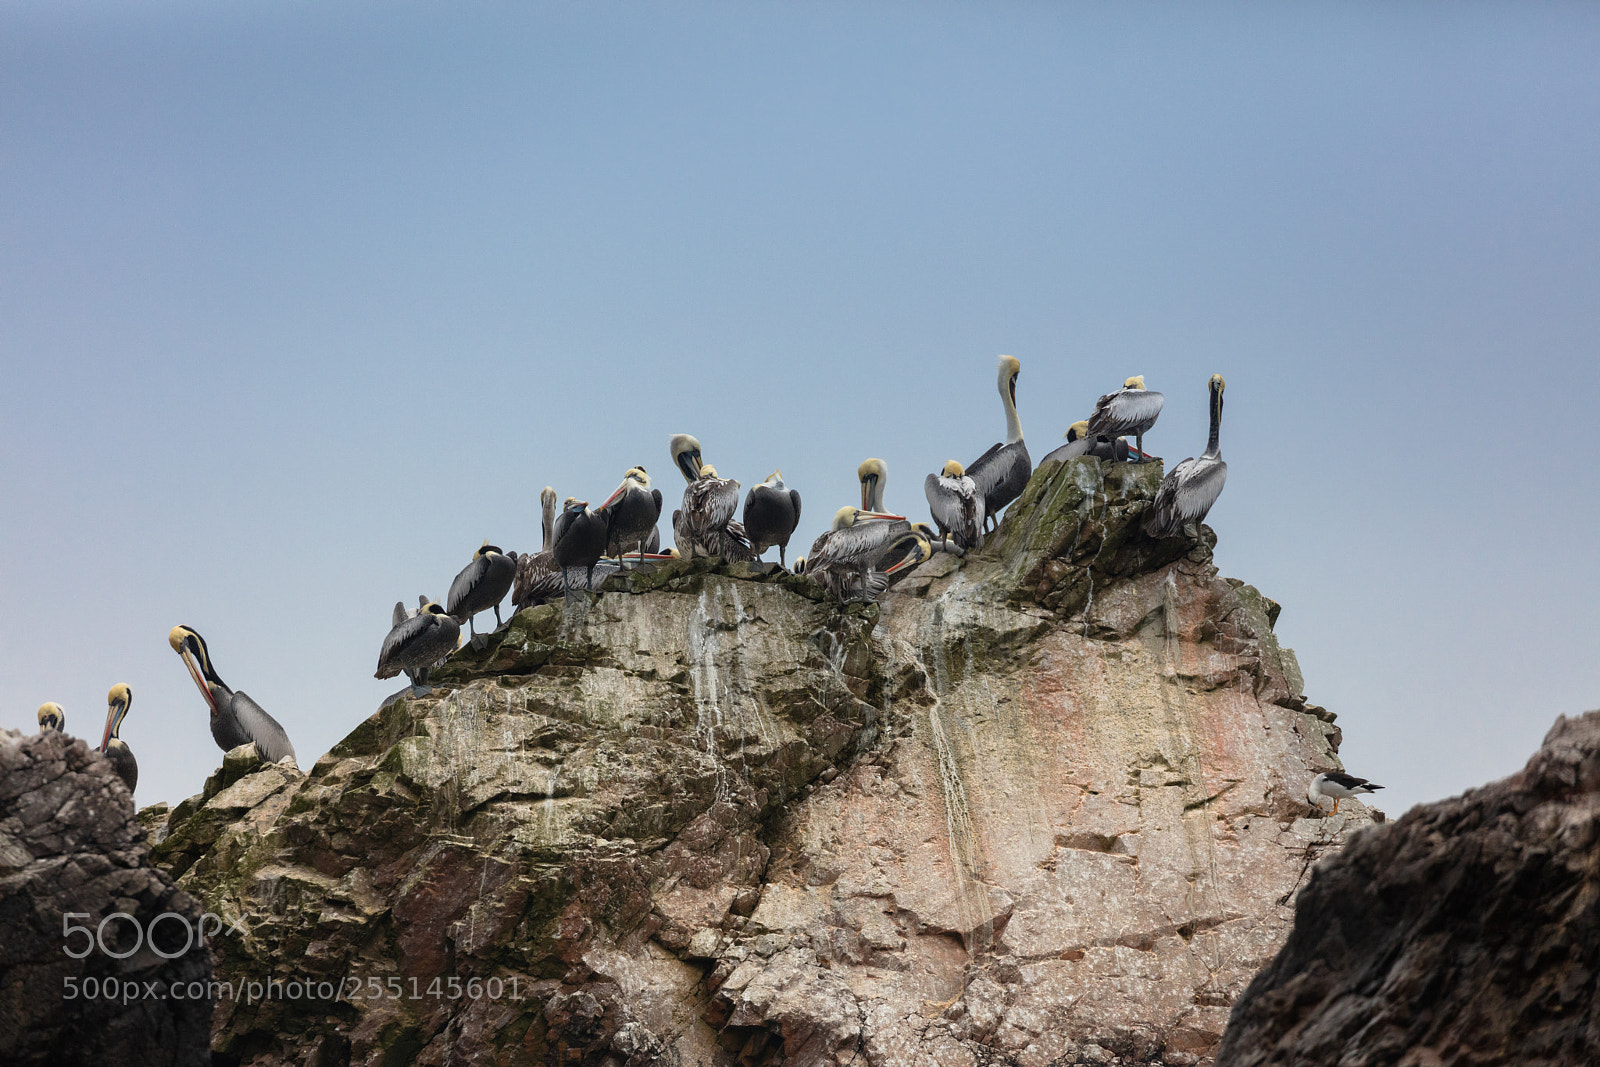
[743,471,802,568]
[169,625,298,766]
[376,600,462,695]
[553,497,610,594]
[446,542,516,643]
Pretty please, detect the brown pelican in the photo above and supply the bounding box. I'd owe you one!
[446,542,516,642]
[169,625,298,766]
[99,684,137,794]
[552,497,610,594]
[743,470,802,568]
[924,460,985,554]
[600,466,664,565]
[375,600,461,695]
[1087,375,1164,462]
[669,435,753,561]
[37,702,64,733]
[513,487,562,610]
[794,506,909,601]
[1308,771,1384,815]
[1042,420,1130,465]
[1143,375,1227,538]
[858,458,889,512]
[966,355,1032,533]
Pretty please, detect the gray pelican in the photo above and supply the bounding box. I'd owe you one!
[1308,771,1384,815]
[99,684,137,794]
[375,600,461,695]
[966,355,1033,533]
[1041,420,1130,465]
[1086,375,1164,462]
[600,466,664,565]
[924,460,985,554]
[552,497,610,594]
[1143,375,1227,538]
[446,542,516,642]
[868,531,935,598]
[669,435,753,561]
[37,702,64,733]
[743,470,802,568]
[794,506,910,601]
[513,487,562,610]
[169,625,298,766]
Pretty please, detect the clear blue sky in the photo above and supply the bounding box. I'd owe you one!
[4,2,1597,817]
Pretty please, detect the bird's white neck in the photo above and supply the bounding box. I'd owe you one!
[1000,373,1023,445]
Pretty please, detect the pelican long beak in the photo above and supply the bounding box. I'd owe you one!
[883,540,932,575]
[859,511,906,521]
[178,648,221,716]
[600,480,629,509]
[100,711,115,753]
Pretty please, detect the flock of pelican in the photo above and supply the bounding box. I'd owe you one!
[30,356,1242,803]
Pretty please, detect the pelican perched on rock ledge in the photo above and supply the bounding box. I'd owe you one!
[446,542,516,642]
[37,702,64,733]
[513,487,563,610]
[1143,375,1227,538]
[670,435,753,562]
[376,600,461,695]
[1087,375,1164,462]
[966,356,1032,533]
[553,497,610,595]
[170,625,298,766]
[99,684,137,794]
[600,466,663,565]
[743,471,802,568]
[924,460,984,553]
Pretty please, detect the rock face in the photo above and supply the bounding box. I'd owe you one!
[147,455,1368,1066]
[1215,710,1600,1067]
[0,729,213,1067]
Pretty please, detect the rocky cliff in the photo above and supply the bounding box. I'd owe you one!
[145,455,1369,1066]
[0,729,213,1067]
[1215,710,1600,1067]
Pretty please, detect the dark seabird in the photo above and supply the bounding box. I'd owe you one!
[375,600,461,695]
[1086,375,1164,463]
[446,542,516,642]
[169,625,298,766]
[1143,375,1227,538]
[966,355,1032,533]
[99,683,138,794]
[743,470,802,568]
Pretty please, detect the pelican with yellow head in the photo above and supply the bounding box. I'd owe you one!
[99,684,137,794]
[169,625,298,766]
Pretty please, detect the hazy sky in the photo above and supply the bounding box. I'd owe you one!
[4,2,1597,817]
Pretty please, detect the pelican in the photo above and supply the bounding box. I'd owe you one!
[600,466,664,565]
[513,487,563,610]
[99,684,137,794]
[1143,375,1227,538]
[1308,771,1384,815]
[670,435,753,561]
[552,497,609,594]
[865,530,936,598]
[37,702,64,733]
[1087,375,1164,462]
[924,460,984,554]
[1041,420,1131,465]
[375,600,461,695]
[966,355,1033,533]
[743,471,802,568]
[858,458,889,512]
[794,506,909,601]
[169,625,298,766]
[446,542,516,642]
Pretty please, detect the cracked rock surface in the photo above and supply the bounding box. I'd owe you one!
[144,455,1368,1066]
[0,729,213,1067]
[1216,709,1600,1067]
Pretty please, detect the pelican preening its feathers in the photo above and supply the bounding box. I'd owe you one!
[552,497,610,595]
[743,470,802,568]
[1043,420,1132,465]
[966,356,1032,534]
[1308,771,1383,815]
[37,702,65,733]
[375,600,461,695]
[169,625,298,766]
[99,684,138,794]
[1087,375,1164,463]
[670,435,754,562]
[924,460,984,553]
[601,466,664,564]
[446,542,516,643]
[795,506,912,602]
[1143,375,1227,539]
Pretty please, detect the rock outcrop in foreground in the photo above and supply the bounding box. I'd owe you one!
[1216,710,1600,1067]
[0,729,212,1067]
[149,456,1367,1066]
